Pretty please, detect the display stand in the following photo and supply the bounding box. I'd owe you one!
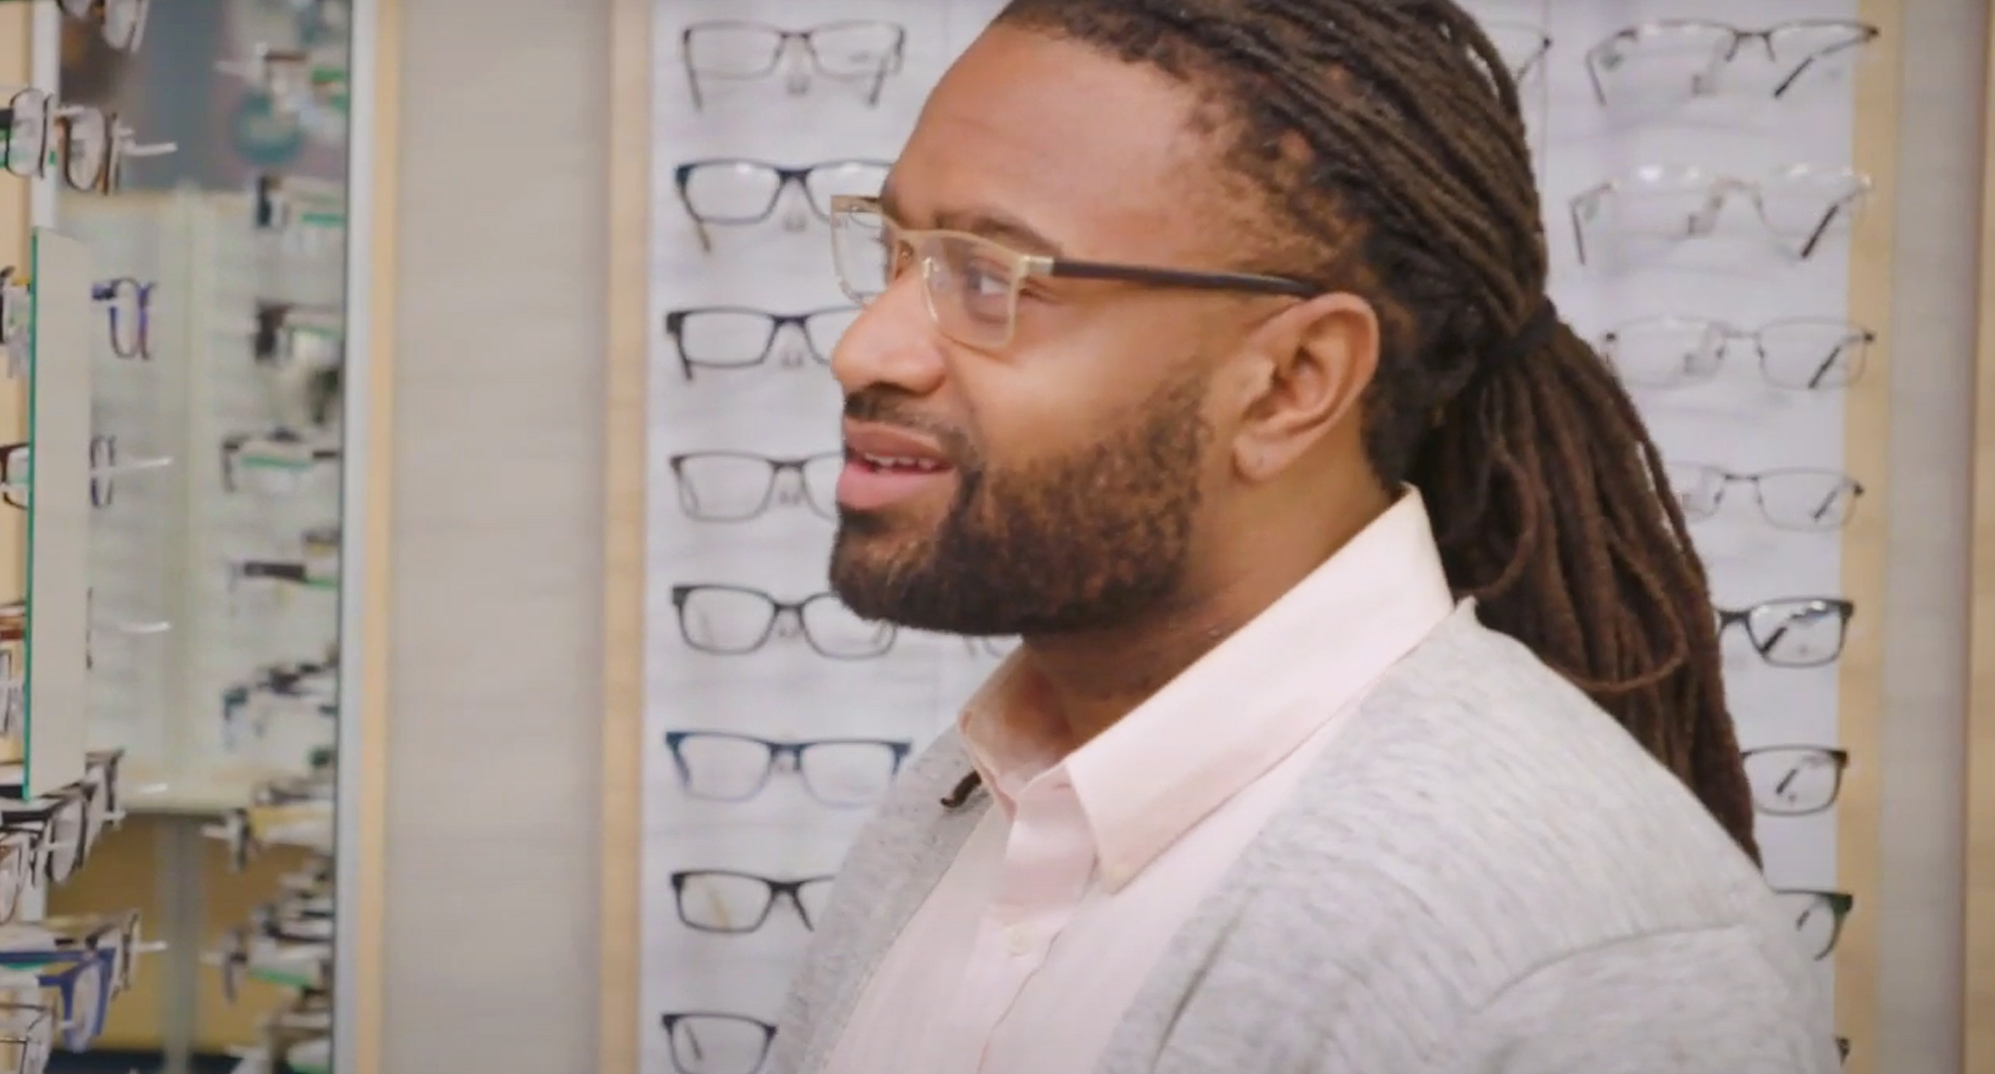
[598,0,652,1070]
[1962,8,1995,1070]
[599,4,1913,1073]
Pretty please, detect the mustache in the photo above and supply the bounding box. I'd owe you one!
[843,390,977,463]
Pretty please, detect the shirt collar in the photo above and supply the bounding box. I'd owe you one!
[957,489,1457,890]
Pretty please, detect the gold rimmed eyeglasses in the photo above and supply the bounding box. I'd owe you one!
[827,194,1317,350]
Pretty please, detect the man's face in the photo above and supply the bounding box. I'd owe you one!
[827,26,1266,637]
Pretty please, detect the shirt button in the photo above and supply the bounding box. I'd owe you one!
[1004,924,1032,956]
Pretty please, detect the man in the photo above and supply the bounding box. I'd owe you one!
[772,2,1839,1072]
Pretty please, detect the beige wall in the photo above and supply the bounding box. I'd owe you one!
[378,1,609,1071]
[373,3,1988,1073]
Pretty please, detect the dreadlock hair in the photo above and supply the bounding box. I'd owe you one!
[984,0,1759,863]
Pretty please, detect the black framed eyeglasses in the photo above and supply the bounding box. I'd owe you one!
[90,277,154,360]
[663,306,857,380]
[680,19,906,110]
[1771,887,1853,960]
[670,584,896,659]
[1715,597,1853,668]
[667,451,841,522]
[668,869,833,934]
[665,731,911,807]
[674,159,891,252]
[830,194,1317,351]
[658,1010,778,1074]
[1740,745,1848,816]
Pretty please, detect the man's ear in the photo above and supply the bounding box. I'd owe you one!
[1230,292,1380,482]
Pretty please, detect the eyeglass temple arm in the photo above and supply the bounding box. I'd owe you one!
[1797,190,1863,260]
[1772,31,1875,98]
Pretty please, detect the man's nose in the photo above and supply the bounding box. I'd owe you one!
[829,277,946,398]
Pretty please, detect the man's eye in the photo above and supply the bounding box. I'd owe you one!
[962,260,1010,295]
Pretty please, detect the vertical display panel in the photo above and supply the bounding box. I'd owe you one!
[25,228,93,795]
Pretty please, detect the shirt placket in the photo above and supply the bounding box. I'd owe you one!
[936,774,1097,1074]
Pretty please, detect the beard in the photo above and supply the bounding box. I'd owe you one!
[829,371,1211,636]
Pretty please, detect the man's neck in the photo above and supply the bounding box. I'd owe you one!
[1018,485,1395,749]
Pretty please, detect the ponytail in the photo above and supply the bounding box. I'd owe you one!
[1411,311,1759,864]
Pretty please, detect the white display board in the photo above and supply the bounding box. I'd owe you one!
[634,2,1888,1070]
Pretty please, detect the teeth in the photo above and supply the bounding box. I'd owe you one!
[863,453,943,471]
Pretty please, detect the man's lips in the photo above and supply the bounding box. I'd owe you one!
[838,420,955,510]
[842,420,952,468]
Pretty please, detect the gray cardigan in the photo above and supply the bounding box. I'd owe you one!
[769,606,1841,1073]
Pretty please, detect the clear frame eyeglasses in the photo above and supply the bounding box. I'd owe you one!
[1597,316,1873,391]
[680,19,906,109]
[1585,20,1878,105]
[1666,464,1864,532]
[667,452,841,522]
[828,194,1317,351]
[1569,164,1870,266]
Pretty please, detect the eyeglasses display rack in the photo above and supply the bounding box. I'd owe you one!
[7,0,359,1071]
[0,0,193,1069]
[599,2,1906,1074]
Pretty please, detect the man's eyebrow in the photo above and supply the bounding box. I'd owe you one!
[934,207,1065,258]
[876,183,1066,258]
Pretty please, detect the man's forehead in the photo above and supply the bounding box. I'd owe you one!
[886,25,1229,259]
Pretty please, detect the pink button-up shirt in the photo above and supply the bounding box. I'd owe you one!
[822,492,1457,1074]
